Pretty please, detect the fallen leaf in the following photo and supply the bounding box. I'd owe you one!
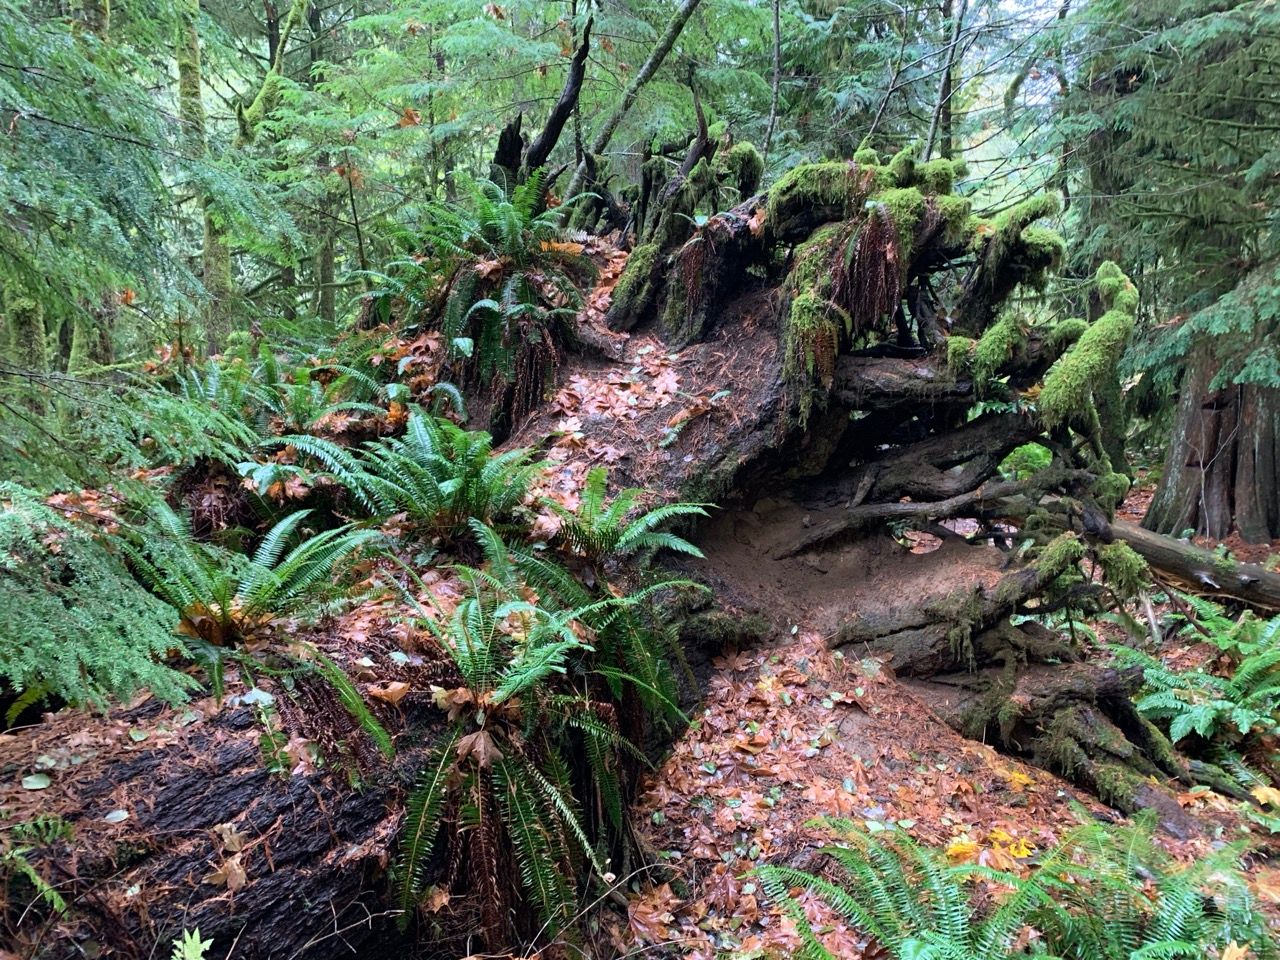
[368,681,411,706]
[207,853,247,892]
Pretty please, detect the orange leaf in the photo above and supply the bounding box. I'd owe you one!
[368,681,411,705]
[398,107,422,127]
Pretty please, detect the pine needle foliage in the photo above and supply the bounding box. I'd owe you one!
[551,466,708,562]
[0,482,196,709]
[758,816,1277,960]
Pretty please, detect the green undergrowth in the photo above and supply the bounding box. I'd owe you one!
[758,815,1278,960]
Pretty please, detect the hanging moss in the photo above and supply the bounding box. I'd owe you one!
[1097,541,1149,598]
[1039,262,1138,429]
[783,292,844,426]
[1035,532,1085,579]
[714,142,765,198]
[972,310,1024,383]
[947,335,976,374]
[786,223,846,301]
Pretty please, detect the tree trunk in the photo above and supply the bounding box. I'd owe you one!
[563,0,705,202]
[175,0,235,355]
[1146,341,1280,542]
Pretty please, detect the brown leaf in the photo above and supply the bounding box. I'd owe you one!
[213,822,246,853]
[457,729,503,768]
[368,681,411,705]
[207,853,247,892]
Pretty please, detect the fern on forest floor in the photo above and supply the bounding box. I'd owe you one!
[1111,595,1280,794]
[758,815,1277,960]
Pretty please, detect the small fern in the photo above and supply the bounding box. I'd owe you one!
[551,466,709,562]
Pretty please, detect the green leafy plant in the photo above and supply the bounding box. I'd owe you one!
[1112,598,1280,791]
[393,544,661,946]
[126,504,383,648]
[551,466,708,563]
[170,928,213,960]
[359,411,541,540]
[757,816,1276,960]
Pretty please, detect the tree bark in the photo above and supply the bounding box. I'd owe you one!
[1146,341,1280,542]
[176,0,235,355]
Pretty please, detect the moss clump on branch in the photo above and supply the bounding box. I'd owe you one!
[1097,541,1149,598]
[973,310,1024,383]
[934,193,975,246]
[1039,261,1137,429]
[916,157,966,194]
[714,142,765,198]
[872,187,927,255]
[1048,317,1088,350]
[947,335,976,374]
[766,161,885,227]
[1035,532,1085,579]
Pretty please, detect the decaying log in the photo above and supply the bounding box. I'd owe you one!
[1,690,436,960]
[1089,517,1280,610]
[907,663,1205,839]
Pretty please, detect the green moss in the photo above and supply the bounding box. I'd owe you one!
[872,186,926,254]
[853,147,880,166]
[1018,226,1066,288]
[994,193,1061,234]
[611,243,659,315]
[783,292,844,426]
[767,161,867,223]
[1039,262,1138,430]
[934,193,974,245]
[1048,318,1088,351]
[887,147,916,186]
[786,223,845,301]
[1095,471,1131,511]
[973,311,1024,383]
[1097,541,1149,598]
[947,335,976,374]
[715,142,765,197]
[1035,533,1085,580]
[917,158,960,194]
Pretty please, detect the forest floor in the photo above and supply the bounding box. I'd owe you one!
[602,487,1280,958]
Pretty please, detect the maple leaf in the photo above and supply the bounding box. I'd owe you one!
[456,729,503,768]
[1223,943,1252,960]
[398,107,422,127]
[628,883,677,943]
[483,2,505,19]
[1251,785,1280,807]
[746,207,768,237]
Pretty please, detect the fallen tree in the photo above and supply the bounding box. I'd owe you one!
[4,145,1260,958]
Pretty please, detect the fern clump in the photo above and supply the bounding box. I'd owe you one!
[359,410,541,540]
[1113,596,1280,791]
[551,466,708,563]
[758,815,1277,960]
[0,483,196,711]
[127,504,383,647]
